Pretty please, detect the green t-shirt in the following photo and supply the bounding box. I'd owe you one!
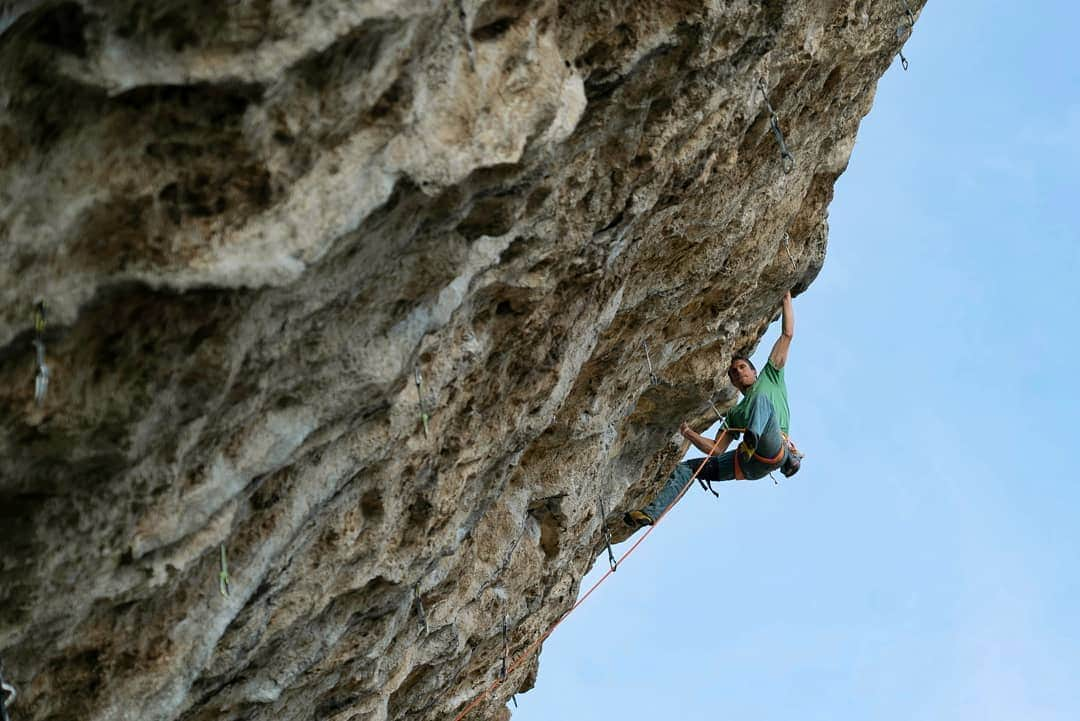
[724,361,790,435]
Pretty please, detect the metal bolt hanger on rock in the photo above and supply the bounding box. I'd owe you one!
[756,79,795,173]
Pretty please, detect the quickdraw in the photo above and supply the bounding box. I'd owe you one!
[414,585,429,635]
[896,0,916,70]
[32,301,49,405]
[499,615,509,680]
[218,544,231,598]
[757,79,795,173]
[782,232,797,270]
[1,659,15,721]
[641,340,659,385]
[598,496,617,572]
[414,367,430,438]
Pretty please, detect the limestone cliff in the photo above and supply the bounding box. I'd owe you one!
[0,1,922,720]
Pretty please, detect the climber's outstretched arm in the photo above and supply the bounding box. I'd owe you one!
[680,423,734,456]
[768,291,795,369]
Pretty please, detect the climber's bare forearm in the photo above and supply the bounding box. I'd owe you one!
[680,424,732,455]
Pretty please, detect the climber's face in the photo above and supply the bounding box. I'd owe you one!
[727,359,757,392]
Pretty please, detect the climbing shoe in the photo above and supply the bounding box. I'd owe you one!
[780,449,801,477]
[623,510,654,529]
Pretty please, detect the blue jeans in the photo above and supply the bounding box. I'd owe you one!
[642,394,786,520]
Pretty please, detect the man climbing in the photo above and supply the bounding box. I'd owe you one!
[625,290,800,529]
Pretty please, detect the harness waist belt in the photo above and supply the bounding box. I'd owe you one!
[739,441,786,465]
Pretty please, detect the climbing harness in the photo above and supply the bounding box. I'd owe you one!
[729,429,803,487]
[451,432,729,721]
[414,585,429,635]
[32,301,49,405]
[641,340,659,385]
[756,80,795,173]
[734,441,785,483]
[414,367,430,438]
[218,544,231,598]
[896,0,916,70]
[597,496,617,572]
[1,659,15,721]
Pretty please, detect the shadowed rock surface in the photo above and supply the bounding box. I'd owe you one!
[0,1,923,720]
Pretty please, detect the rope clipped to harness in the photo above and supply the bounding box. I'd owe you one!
[757,79,795,173]
[721,418,804,485]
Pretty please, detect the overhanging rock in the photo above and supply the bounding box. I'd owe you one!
[0,1,923,719]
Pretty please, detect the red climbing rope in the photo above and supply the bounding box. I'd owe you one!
[451,434,727,721]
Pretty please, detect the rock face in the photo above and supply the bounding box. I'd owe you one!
[0,1,922,720]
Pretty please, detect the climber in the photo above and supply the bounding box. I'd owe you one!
[625,290,800,529]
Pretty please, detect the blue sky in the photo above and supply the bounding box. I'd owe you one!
[510,2,1079,720]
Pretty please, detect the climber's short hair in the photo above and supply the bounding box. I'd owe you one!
[729,355,755,372]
